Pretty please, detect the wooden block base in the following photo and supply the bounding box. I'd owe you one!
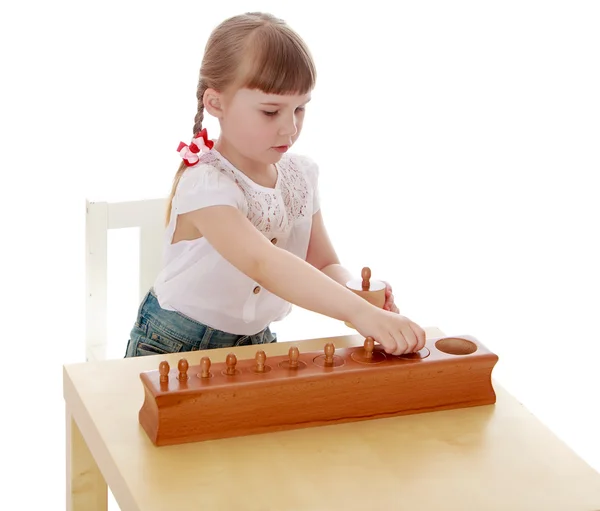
[139,335,498,446]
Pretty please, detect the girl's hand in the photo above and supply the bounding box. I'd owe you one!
[351,306,426,356]
[383,281,399,313]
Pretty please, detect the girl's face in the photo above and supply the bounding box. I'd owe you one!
[217,88,311,168]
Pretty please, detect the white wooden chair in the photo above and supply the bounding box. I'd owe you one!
[85,198,167,361]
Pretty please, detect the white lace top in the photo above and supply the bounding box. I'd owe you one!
[153,148,320,335]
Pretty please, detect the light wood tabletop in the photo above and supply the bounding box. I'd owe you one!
[64,327,600,511]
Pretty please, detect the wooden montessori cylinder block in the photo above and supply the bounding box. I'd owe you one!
[345,266,386,328]
[138,335,498,446]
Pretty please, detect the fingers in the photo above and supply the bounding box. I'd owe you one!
[377,331,399,354]
[369,324,403,355]
[400,322,419,353]
[382,282,400,313]
[383,317,417,355]
[360,309,425,356]
[409,321,427,351]
[384,293,398,313]
[385,332,406,356]
[384,326,412,356]
[384,295,393,311]
[388,317,424,355]
[383,281,392,300]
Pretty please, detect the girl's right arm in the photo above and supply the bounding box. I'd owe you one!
[182,205,425,355]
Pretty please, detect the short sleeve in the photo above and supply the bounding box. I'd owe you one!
[172,164,246,216]
[294,154,320,214]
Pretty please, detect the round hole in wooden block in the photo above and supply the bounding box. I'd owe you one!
[398,347,430,360]
[434,338,477,355]
[251,364,272,374]
[221,369,241,377]
[313,354,345,368]
[351,350,387,365]
[278,360,307,370]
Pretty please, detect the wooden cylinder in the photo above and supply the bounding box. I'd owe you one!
[345,267,386,329]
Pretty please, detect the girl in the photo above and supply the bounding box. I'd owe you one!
[125,12,425,358]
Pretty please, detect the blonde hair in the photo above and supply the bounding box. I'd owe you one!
[166,12,317,224]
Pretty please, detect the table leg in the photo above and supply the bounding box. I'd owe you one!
[66,408,108,511]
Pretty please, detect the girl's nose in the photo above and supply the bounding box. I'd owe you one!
[279,116,298,136]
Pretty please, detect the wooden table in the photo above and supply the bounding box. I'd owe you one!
[63,328,600,511]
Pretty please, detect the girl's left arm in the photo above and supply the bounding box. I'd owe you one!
[305,210,353,286]
[306,210,399,313]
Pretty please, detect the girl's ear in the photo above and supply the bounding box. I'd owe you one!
[203,88,224,118]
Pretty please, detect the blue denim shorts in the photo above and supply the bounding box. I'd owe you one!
[124,289,277,357]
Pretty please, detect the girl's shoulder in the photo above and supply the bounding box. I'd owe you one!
[173,156,246,215]
[178,160,239,194]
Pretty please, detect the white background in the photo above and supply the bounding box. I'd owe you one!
[1,1,599,509]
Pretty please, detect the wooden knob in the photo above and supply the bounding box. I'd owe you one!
[225,353,237,375]
[289,346,299,368]
[324,342,335,365]
[361,267,371,290]
[177,359,189,381]
[255,350,266,373]
[159,361,170,383]
[364,337,374,359]
[200,357,211,378]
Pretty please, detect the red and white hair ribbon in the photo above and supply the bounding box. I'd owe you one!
[177,128,215,166]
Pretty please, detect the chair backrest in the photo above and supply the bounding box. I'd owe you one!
[85,198,167,361]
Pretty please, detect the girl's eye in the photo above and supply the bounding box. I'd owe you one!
[262,107,305,117]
